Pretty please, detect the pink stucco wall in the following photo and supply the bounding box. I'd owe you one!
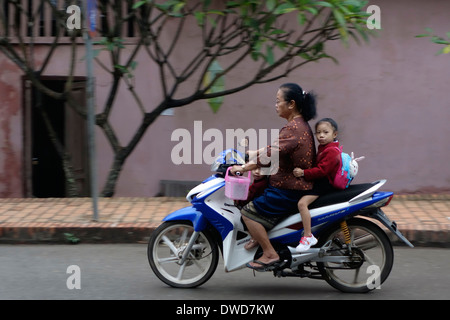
[138,0,450,195]
[0,58,22,197]
[0,0,449,197]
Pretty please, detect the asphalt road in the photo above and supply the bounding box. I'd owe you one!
[1,244,449,300]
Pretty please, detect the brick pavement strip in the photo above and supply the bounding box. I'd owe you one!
[0,197,188,244]
[0,195,448,246]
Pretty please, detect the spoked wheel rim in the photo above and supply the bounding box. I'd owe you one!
[318,218,393,293]
[148,222,219,288]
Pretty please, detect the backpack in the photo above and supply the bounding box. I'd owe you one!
[332,146,365,190]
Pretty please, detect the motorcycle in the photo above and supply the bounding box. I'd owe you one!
[147,149,413,293]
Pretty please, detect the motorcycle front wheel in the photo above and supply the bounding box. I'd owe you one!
[148,221,219,288]
[317,218,394,293]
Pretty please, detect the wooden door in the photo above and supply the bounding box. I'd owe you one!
[23,77,89,197]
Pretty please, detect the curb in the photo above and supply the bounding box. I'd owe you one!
[1,223,448,248]
[394,227,450,248]
[0,223,158,244]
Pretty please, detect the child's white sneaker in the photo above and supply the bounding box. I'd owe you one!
[296,235,318,252]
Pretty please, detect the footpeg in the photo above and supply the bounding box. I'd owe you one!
[267,259,288,271]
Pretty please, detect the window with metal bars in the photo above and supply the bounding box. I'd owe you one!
[0,0,137,42]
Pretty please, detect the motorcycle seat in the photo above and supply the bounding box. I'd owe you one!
[309,182,376,209]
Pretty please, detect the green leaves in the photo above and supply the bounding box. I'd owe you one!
[133,0,186,17]
[132,1,149,9]
[416,28,450,55]
[64,233,80,244]
[92,37,137,77]
[328,0,372,45]
[93,37,125,51]
[203,60,225,113]
[273,3,298,14]
[128,0,373,114]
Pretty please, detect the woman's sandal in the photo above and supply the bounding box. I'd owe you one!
[244,239,259,250]
[246,259,283,271]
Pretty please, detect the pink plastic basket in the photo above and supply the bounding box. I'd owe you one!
[224,167,251,200]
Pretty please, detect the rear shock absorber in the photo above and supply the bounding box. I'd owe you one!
[340,221,351,245]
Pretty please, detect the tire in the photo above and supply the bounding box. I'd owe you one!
[148,221,219,288]
[317,218,394,293]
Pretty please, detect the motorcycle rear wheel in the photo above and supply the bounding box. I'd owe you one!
[148,221,219,288]
[317,218,394,293]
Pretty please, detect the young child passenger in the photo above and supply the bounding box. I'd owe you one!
[293,118,341,252]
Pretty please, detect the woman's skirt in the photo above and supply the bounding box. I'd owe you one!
[240,185,308,230]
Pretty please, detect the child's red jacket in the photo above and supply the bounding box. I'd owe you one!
[303,141,341,183]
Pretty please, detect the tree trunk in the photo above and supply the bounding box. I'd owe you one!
[100,110,163,197]
[101,152,126,197]
[38,105,79,197]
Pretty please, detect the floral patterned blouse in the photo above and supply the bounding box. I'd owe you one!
[257,117,316,190]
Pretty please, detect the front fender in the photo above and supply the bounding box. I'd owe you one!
[163,206,208,232]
